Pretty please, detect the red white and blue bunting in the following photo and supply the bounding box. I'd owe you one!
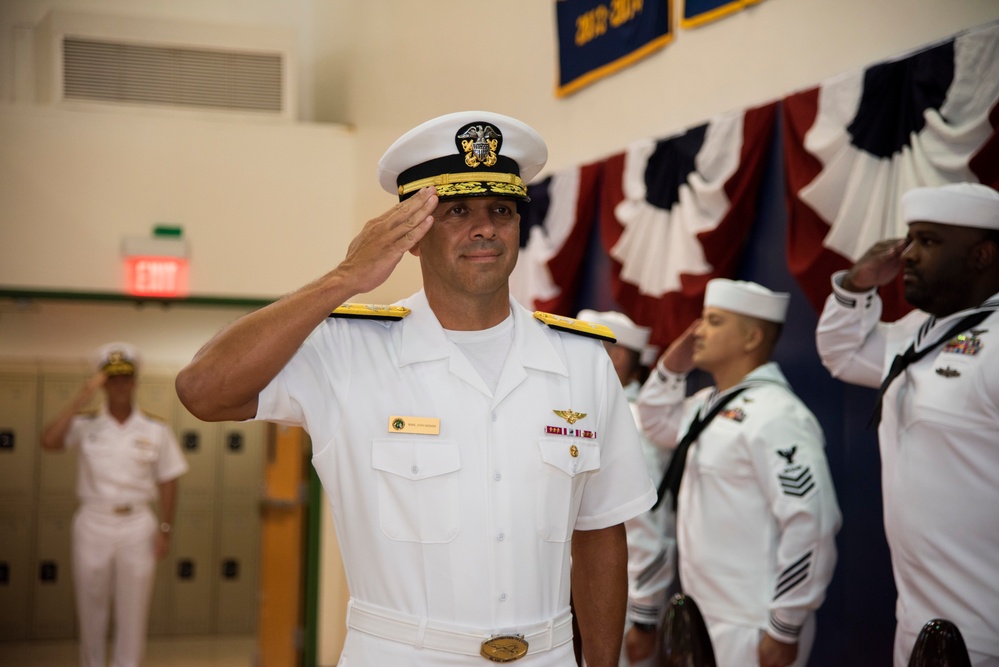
[783,22,999,320]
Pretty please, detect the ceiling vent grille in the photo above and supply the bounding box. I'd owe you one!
[62,37,283,113]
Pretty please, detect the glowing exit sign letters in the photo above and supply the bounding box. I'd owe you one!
[124,256,189,297]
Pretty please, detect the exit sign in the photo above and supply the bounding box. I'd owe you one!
[124,256,189,297]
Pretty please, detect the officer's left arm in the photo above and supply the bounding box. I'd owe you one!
[750,407,842,648]
[154,478,178,560]
[571,523,628,667]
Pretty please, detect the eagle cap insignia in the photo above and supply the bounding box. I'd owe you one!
[456,122,501,169]
[553,409,587,425]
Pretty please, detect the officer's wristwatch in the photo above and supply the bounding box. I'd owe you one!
[159,522,172,534]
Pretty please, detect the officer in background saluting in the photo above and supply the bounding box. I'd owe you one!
[175,111,655,666]
[41,342,188,667]
[637,280,840,667]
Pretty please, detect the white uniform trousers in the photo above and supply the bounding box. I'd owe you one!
[72,505,157,667]
[894,627,999,667]
[705,613,815,667]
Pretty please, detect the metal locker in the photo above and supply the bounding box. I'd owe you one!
[173,406,220,511]
[215,496,261,634]
[146,547,174,637]
[219,422,265,496]
[0,373,40,504]
[30,508,76,639]
[0,506,34,640]
[168,508,217,635]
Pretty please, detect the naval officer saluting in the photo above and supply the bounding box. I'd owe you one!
[176,111,656,666]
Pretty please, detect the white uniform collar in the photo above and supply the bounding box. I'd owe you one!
[702,361,789,414]
[394,290,568,377]
[99,403,136,427]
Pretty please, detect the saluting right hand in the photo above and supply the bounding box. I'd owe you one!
[659,318,700,375]
[78,371,107,407]
[842,238,908,292]
[333,186,438,295]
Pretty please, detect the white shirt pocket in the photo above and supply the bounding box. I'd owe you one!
[537,437,601,542]
[371,438,461,543]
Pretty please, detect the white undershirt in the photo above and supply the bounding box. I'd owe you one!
[445,314,514,395]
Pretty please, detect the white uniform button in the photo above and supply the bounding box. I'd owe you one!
[491,412,498,422]
[494,473,502,481]
[411,465,419,475]
[499,593,507,601]
[497,532,505,541]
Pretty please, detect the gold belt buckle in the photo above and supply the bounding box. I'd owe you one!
[113,504,132,515]
[480,634,528,662]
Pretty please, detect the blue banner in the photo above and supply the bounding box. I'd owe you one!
[681,0,764,29]
[556,0,673,97]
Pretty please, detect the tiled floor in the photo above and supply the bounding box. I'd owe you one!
[0,635,257,667]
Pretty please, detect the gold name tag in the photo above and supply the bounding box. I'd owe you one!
[387,416,440,435]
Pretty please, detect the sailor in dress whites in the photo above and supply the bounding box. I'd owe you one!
[41,342,188,667]
[176,111,656,666]
[816,182,999,667]
[576,310,677,667]
[637,280,841,667]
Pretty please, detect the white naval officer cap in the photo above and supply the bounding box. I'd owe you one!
[576,309,650,353]
[901,182,999,230]
[377,111,548,203]
[92,342,140,376]
[704,279,790,324]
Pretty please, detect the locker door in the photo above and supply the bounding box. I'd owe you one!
[173,407,220,511]
[0,373,40,640]
[0,508,34,640]
[215,496,261,634]
[0,373,40,504]
[169,508,217,634]
[219,422,265,496]
[135,374,176,424]
[30,508,76,639]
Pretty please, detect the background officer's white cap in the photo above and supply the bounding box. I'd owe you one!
[92,342,140,376]
[378,111,547,202]
[577,309,650,353]
[901,182,999,230]
[704,279,789,323]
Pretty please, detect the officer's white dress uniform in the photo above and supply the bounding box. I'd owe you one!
[818,282,999,665]
[256,291,657,666]
[66,404,188,667]
[816,183,999,667]
[638,361,840,666]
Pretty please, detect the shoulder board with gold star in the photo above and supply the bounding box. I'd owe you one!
[533,311,616,343]
[328,303,411,321]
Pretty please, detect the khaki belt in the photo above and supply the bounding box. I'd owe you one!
[345,598,573,662]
